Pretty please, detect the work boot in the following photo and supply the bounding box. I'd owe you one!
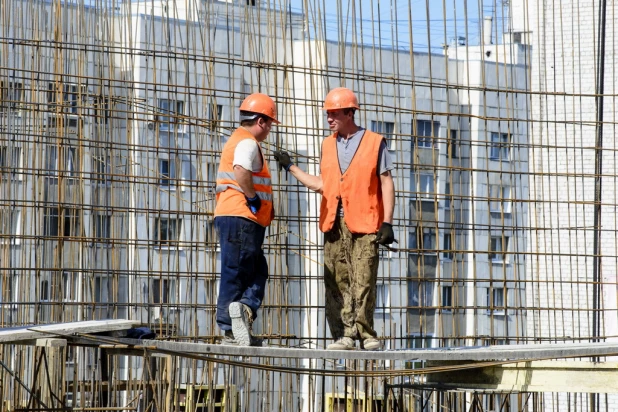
[219,330,237,345]
[229,302,254,346]
[362,337,382,351]
[327,337,355,350]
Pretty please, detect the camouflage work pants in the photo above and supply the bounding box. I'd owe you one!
[324,215,379,340]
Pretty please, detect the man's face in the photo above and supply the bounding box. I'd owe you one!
[326,109,352,132]
[255,117,273,141]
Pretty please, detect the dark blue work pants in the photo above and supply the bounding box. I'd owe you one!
[215,216,268,331]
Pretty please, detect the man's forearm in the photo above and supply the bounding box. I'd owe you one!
[289,165,323,194]
[381,172,395,224]
[234,165,256,197]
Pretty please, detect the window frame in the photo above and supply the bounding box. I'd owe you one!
[370,120,395,148]
[412,172,435,199]
[157,98,185,130]
[489,184,511,214]
[0,208,21,245]
[415,120,440,149]
[0,146,23,180]
[489,235,509,262]
[44,207,81,238]
[375,283,391,314]
[486,286,505,315]
[153,217,183,248]
[489,132,511,161]
[441,285,453,312]
[442,232,454,260]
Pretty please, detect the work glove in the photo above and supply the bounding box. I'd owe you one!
[245,195,261,214]
[273,150,294,171]
[374,222,395,245]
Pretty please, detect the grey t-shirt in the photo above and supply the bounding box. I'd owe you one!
[335,128,394,175]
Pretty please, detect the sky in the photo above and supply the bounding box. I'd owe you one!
[282,0,510,53]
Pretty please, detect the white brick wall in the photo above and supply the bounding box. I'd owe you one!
[513,0,618,408]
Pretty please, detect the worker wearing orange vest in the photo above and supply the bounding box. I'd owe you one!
[214,93,278,346]
[273,88,396,350]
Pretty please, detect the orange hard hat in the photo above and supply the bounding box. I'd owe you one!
[322,87,360,110]
[239,93,280,124]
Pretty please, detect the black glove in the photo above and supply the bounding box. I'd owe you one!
[245,195,261,214]
[273,150,293,171]
[374,222,395,245]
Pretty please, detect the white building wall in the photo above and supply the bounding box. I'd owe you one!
[511,0,618,409]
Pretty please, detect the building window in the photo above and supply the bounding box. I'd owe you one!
[410,226,436,251]
[486,287,505,314]
[48,83,84,114]
[447,129,458,158]
[0,209,20,244]
[208,103,223,132]
[415,120,440,148]
[63,271,78,302]
[371,120,395,147]
[47,144,79,178]
[93,213,111,243]
[40,279,49,301]
[152,278,174,304]
[441,286,452,310]
[412,172,434,198]
[94,96,111,125]
[442,232,454,260]
[0,146,22,178]
[44,207,80,238]
[158,156,185,187]
[157,99,184,129]
[489,184,511,214]
[92,152,111,185]
[159,159,176,186]
[375,284,390,313]
[444,181,452,208]
[489,132,510,161]
[154,217,182,247]
[489,235,509,262]
[95,275,110,303]
[0,81,23,111]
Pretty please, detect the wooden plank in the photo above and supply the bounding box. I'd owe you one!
[425,361,618,393]
[0,320,139,344]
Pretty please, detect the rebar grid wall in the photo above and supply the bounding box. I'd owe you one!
[0,0,617,411]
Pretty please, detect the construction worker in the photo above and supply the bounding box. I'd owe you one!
[273,87,395,350]
[214,92,278,346]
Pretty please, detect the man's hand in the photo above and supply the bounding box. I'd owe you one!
[245,195,261,214]
[273,150,293,171]
[374,222,395,245]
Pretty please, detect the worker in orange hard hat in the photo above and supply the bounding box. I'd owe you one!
[214,92,278,346]
[273,87,396,351]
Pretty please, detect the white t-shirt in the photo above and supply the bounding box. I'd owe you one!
[233,139,263,172]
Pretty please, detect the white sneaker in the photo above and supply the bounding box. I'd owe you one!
[327,337,355,350]
[363,338,382,351]
[229,302,253,346]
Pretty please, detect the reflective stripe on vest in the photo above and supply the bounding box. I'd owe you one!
[319,130,384,234]
[214,128,274,227]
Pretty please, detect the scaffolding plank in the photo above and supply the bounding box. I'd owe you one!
[134,339,618,362]
[0,320,139,344]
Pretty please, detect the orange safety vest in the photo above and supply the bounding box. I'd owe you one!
[214,128,274,227]
[319,130,384,234]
